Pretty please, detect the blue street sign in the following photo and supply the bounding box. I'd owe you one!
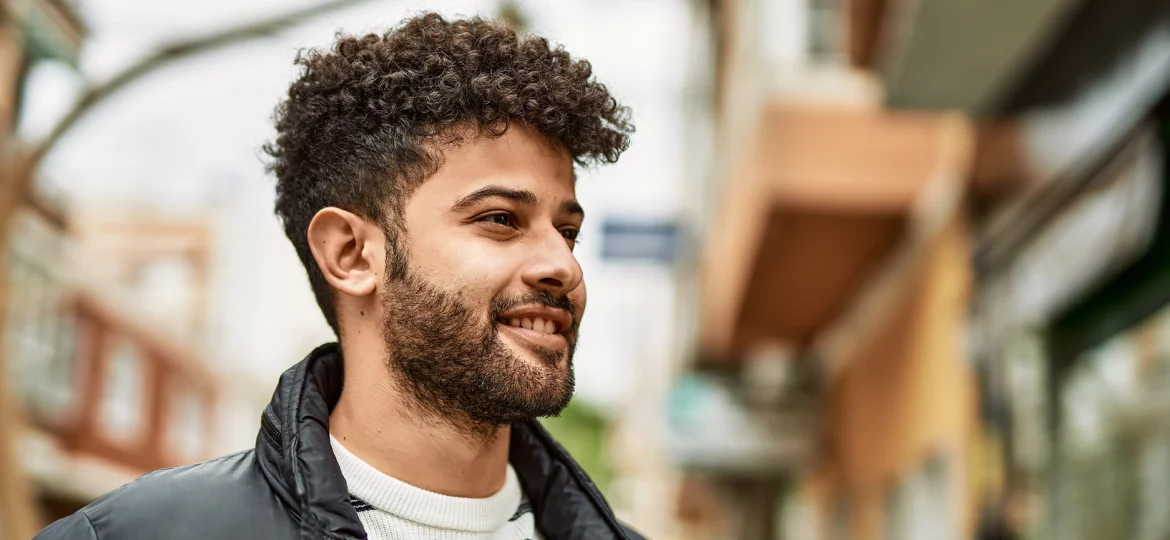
[600,220,681,262]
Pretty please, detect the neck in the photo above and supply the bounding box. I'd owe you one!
[329,334,512,499]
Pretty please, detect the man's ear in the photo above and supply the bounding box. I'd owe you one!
[306,207,383,299]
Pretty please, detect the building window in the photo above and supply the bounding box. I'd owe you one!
[807,0,844,64]
[100,337,144,442]
[167,384,207,463]
[132,257,198,341]
[756,0,844,66]
[45,308,79,415]
[5,248,73,420]
[885,455,955,540]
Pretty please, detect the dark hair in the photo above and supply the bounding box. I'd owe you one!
[264,12,633,335]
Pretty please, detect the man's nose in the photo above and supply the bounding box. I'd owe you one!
[521,228,583,295]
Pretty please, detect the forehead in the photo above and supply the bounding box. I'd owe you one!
[416,125,577,205]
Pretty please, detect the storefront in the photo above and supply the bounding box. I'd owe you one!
[971,118,1170,539]
[1042,122,1170,540]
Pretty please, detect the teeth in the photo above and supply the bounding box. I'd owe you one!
[500,316,558,334]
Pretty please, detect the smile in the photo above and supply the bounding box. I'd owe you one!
[493,306,573,353]
[493,305,572,335]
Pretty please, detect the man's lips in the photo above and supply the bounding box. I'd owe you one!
[497,322,569,351]
[494,305,573,352]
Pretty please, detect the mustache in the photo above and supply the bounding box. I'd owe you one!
[491,290,578,328]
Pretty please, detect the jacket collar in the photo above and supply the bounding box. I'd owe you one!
[254,343,632,540]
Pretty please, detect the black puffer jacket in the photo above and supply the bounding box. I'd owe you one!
[36,343,643,539]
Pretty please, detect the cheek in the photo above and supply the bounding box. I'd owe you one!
[407,232,517,293]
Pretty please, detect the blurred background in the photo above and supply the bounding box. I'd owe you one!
[1,0,1169,538]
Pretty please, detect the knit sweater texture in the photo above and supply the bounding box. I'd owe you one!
[330,435,542,540]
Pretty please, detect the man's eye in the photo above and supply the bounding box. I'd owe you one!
[560,228,580,242]
[480,213,518,228]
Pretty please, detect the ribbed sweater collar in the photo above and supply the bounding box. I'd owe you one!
[330,435,522,532]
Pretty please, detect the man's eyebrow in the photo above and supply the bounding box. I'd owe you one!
[451,186,537,210]
[561,200,585,220]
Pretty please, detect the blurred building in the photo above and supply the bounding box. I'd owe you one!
[0,1,84,537]
[0,3,258,537]
[674,0,974,538]
[3,205,229,533]
[952,1,1170,538]
[677,0,1170,539]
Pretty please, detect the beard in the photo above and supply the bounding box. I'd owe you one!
[379,267,577,433]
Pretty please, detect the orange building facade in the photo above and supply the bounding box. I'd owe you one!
[682,0,1170,538]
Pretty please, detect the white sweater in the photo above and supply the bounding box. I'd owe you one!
[330,435,542,540]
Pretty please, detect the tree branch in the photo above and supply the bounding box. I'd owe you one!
[27,0,378,171]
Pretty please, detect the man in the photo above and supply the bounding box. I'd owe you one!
[36,12,639,540]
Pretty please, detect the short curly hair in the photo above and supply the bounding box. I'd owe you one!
[264,12,633,335]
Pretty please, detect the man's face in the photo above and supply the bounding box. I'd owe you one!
[380,124,585,426]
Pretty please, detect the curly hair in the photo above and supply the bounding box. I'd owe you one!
[264,12,633,335]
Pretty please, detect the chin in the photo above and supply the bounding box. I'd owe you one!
[536,346,569,365]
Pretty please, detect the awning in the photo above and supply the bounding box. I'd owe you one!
[877,0,1082,114]
[699,104,956,363]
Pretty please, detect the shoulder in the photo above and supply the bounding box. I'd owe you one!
[35,450,295,540]
[34,512,96,540]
